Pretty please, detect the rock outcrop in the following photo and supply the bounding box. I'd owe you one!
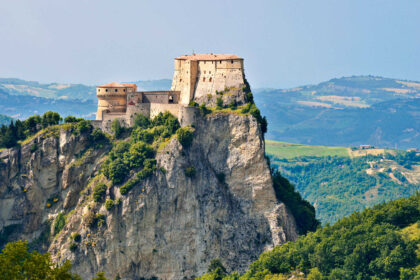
[0,110,298,279]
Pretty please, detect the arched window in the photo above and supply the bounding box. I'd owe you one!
[209,77,212,82]
[203,77,206,82]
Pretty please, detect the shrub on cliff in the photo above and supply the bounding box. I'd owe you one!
[93,183,107,202]
[53,212,66,235]
[185,166,196,178]
[176,127,194,148]
[111,119,124,138]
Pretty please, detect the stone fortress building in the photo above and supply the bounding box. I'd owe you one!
[95,54,245,128]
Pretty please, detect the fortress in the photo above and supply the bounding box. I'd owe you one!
[95,54,245,128]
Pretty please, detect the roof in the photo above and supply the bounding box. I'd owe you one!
[175,54,242,61]
[97,82,137,88]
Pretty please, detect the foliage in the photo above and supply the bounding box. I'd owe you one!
[92,272,109,280]
[64,116,84,123]
[199,193,420,280]
[189,101,199,107]
[111,119,124,138]
[268,151,420,224]
[71,232,81,242]
[200,103,212,115]
[105,199,115,211]
[133,114,150,129]
[69,242,78,252]
[93,183,107,202]
[89,128,108,147]
[0,240,81,279]
[0,111,61,148]
[53,212,66,235]
[176,127,194,148]
[271,170,319,234]
[75,119,92,134]
[185,166,196,178]
[101,113,175,193]
[216,97,224,109]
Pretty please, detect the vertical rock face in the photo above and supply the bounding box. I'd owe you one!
[0,112,298,280]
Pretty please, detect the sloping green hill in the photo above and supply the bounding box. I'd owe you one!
[266,140,420,224]
[255,76,420,149]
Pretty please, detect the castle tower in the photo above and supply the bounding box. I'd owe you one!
[171,54,245,104]
[96,82,137,120]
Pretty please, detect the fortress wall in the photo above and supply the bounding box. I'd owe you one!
[179,106,199,127]
[126,104,151,126]
[150,103,181,119]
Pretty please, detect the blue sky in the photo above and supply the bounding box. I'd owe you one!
[1,0,419,88]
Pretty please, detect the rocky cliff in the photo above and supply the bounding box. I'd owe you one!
[0,109,299,279]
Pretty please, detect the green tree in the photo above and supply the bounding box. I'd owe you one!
[0,240,81,279]
[111,119,124,138]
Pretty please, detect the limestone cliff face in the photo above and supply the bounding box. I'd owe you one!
[0,112,298,280]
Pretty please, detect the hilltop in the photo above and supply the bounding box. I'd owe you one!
[255,75,420,149]
[266,140,420,224]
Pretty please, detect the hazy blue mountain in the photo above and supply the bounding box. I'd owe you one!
[0,114,13,125]
[0,78,172,101]
[254,76,420,149]
[0,88,96,119]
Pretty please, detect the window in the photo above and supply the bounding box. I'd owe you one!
[209,77,212,82]
[123,89,126,92]
[219,61,222,64]
[204,70,206,74]
[209,71,211,74]
[115,89,118,92]
[97,89,100,92]
[231,60,233,64]
[106,89,108,92]
[203,77,206,82]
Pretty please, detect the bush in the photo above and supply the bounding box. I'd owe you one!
[71,232,81,242]
[105,199,114,211]
[133,114,150,129]
[89,128,107,145]
[131,127,154,144]
[53,212,66,235]
[96,214,106,227]
[176,127,194,148]
[93,183,107,202]
[75,120,92,134]
[111,119,124,138]
[151,112,180,134]
[120,178,139,195]
[69,242,77,252]
[189,101,199,107]
[216,97,224,109]
[185,166,196,178]
[64,116,83,123]
[30,143,38,153]
[200,104,211,115]
[228,100,237,110]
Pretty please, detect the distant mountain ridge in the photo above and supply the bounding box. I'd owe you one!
[254,75,420,149]
[1,76,418,149]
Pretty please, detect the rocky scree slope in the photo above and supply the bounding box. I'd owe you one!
[0,99,300,279]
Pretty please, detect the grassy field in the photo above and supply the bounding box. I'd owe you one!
[265,140,350,159]
[265,140,396,159]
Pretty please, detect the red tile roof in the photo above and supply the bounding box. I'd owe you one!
[97,82,137,88]
[175,54,242,61]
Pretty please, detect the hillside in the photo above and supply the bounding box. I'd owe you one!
[198,193,420,279]
[255,76,420,149]
[266,140,420,224]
